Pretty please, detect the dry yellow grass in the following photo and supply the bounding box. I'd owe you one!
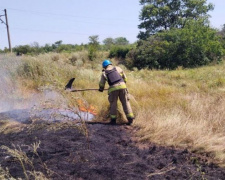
[128,64,225,165]
[1,53,225,166]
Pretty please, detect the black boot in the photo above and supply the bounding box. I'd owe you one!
[109,118,116,125]
[126,117,134,125]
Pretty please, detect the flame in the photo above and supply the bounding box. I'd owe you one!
[77,99,97,115]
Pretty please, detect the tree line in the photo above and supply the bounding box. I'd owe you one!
[0,36,131,55]
[1,0,225,70]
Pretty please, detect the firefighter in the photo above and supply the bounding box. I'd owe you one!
[99,60,134,125]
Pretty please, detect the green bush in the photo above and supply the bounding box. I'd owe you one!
[13,45,34,55]
[88,45,97,61]
[217,25,225,53]
[56,44,73,53]
[129,20,224,69]
[109,45,130,59]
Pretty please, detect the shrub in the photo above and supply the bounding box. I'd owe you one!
[56,44,73,53]
[13,45,33,55]
[129,20,224,69]
[109,45,130,59]
[88,45,97,61]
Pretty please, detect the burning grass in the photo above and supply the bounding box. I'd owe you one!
[1,53,225,166]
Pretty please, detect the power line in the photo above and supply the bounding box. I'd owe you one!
[10,26,137,37]
[11,27,90,35]
[1,7,138,28]
[0,7,139,48]
[39,16,136,27]
[0,7,138,22]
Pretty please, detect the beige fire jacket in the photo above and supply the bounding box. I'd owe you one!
[99,65,127,94]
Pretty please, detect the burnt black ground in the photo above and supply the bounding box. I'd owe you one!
[0,118,225,179]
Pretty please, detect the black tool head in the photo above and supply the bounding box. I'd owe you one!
[65,78,75,90]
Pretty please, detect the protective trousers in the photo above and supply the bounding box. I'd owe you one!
[108,89,134,120]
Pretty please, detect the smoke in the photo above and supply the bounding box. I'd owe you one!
[0,54,18,112]
[0,54,68,113]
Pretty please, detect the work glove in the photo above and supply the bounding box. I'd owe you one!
[98,88,104,92]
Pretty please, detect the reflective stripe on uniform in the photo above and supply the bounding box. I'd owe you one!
[126,113,134,118]
[110,115,117,119]
[120,73,127,83]
[108,84,127,94]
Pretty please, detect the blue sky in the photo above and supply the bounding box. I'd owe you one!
[0,0,224,49]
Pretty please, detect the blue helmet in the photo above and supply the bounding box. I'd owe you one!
[102,60,112,68]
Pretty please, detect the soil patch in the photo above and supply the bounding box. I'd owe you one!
[0,118,225,179]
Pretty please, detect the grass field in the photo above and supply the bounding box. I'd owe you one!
[1,52,225,166]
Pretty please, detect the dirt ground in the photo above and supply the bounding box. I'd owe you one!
[1,111,225,179]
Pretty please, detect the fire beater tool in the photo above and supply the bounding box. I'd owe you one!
[65,78,108,92]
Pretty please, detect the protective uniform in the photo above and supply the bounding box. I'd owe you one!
[99,61,134,125]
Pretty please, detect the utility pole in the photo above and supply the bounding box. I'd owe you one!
[0,9,12,53]
[4,9,12,53]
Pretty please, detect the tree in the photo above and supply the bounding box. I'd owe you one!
[55,40,63,47]
[13,45,33,55]
[218,24,225,37]
[128,20,223,69]
[138,0,214,40]
[43,44,54,53]
[88,35,100,60]
[103,37,115,49]
[217,24,225,50]
[109,46,131,59]
[30,42,42,54]
[88,35,99,46]
[52,40,63,50]
[114,37,129,45]
[56,44,74,53]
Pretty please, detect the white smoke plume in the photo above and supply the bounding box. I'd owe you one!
[0,54,67,113]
